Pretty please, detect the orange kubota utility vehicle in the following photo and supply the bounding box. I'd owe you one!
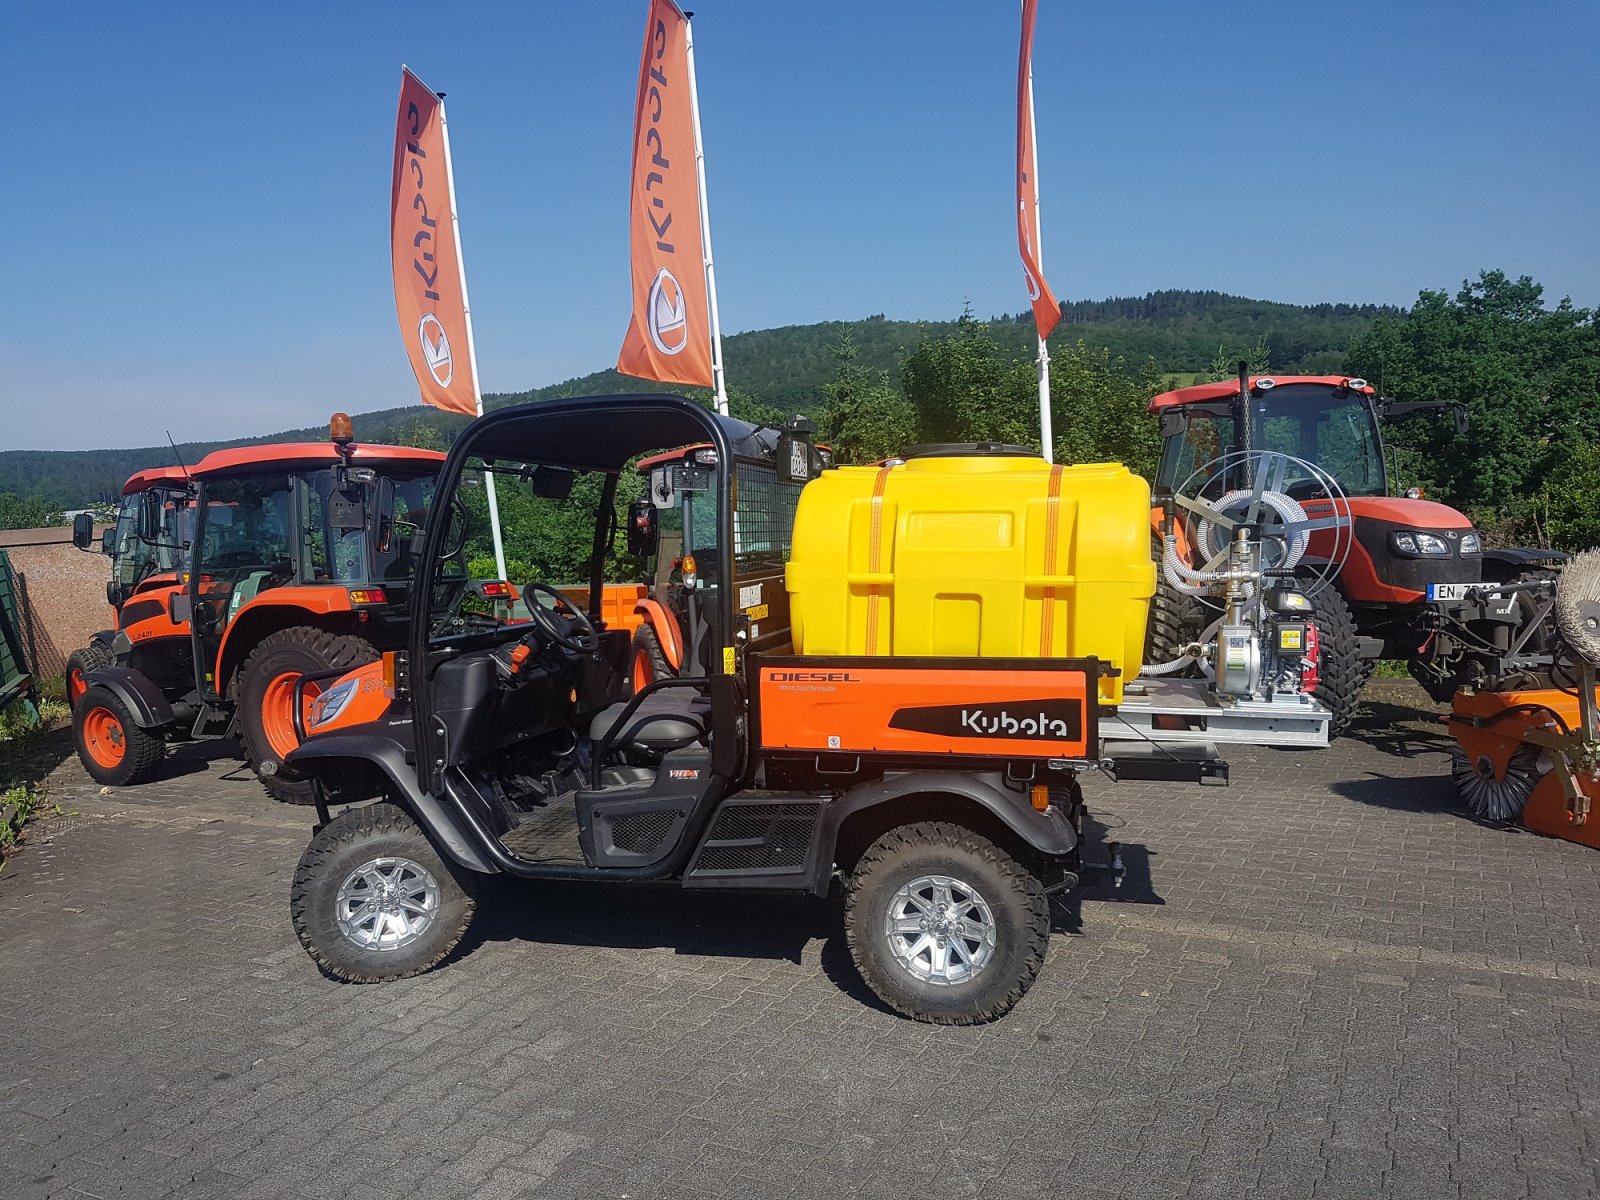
[67,417,484,802]
[1147,369,1560,735]
[277,395,1335,1024]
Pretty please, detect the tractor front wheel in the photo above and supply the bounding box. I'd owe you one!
[238,627,378,804]
[73,685,164,786]
[65,642,113,707]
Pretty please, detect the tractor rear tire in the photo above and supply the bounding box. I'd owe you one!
[73,685,164,786]
[1144,578,1211,672]
[238,627,378,805]
[630,624,673,693]
[844,821,1050,1025]
[291,800,476,983]
[66,642,114,707]
[1311,588,1365,739]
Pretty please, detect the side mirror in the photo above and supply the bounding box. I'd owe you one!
[137,489,164,543]
[100,527,117,555]
[627,499,658,559]
[1453,405,1469,437]
[776,414,819,484]
[72,512,95,550]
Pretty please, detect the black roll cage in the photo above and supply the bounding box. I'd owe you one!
[409,394,747,795]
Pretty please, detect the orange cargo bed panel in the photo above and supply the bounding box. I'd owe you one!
[757,656,1100,761]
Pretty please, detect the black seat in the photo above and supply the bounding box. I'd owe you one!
[589,690,709,755]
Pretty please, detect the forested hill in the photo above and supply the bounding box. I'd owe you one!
[1,289,1393,507]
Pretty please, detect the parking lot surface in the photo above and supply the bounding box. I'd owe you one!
[3,682,1598,1199]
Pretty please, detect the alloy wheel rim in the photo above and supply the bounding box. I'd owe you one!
[884,873,997,986]
[334,856,441,951]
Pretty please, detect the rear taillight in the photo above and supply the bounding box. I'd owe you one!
[348,588,387,605]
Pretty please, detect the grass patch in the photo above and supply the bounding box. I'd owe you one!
[0,696,72,868]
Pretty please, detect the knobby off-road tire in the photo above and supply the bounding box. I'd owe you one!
[845,821,1050,1025]
[238,626,379,804]
[1311,588,1365,739]
[291,801,476,983]
[630,624,673,693]
[65,642,114,707]
[73,685,164,786]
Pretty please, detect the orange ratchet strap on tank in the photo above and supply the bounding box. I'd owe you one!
[1040,465,1064,656]
[864,465,894,655]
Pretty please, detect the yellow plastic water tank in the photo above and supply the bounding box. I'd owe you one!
[785,451,1155,703]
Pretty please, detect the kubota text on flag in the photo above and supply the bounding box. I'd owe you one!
[617,0,713,388]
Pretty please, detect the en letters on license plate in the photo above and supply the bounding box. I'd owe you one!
[1426,583,1473,601]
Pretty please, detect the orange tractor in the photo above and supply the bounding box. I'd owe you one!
[67,465,195,707]
[1147,370,1560,734]
[66,417,487,801]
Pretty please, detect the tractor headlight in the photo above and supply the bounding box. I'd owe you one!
[309,679,358,729]
[1390,530,1451,557]
[1459,531,1482,555]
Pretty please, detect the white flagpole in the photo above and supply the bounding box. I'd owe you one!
[683,13,730,416]
[436,89,509,583]
[1027,34,1053,463]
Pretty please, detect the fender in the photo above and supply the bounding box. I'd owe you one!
[216,586,357,691]
[809,769,1078,895]
[634,598,685,670]
[83,666,175,729]
[285,728,496,875]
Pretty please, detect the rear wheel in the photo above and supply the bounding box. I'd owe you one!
[1310,588,1365,739]
[630,624,673,693]
[291,801,476,982]
[238,627,378,804]
[1144,578,1212,671]
[73,685,164,786]
[844,821,1050,1025]
[65,642,113,706]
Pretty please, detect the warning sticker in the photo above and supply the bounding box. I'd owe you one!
[738,583,762,609]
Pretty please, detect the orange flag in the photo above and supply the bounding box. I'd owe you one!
[617,0,714,388]
[1017,0,1062,341]
[391,67,478,415]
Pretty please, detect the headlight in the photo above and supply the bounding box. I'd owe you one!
[1390,530,1451,557]
[309,679,358,729]
[1459,531,1482,555]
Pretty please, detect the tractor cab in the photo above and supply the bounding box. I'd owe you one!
[96,466,195,612]
[627,417,825,687]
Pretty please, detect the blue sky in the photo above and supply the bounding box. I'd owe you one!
[5,1,1596,451]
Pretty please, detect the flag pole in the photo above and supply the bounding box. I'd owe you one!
[436,90,509,583]
[1027,39,1053,463]
[682,12,729,416]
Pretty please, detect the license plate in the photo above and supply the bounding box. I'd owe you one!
[1426,583,1474,601]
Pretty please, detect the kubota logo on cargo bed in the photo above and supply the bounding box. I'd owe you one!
[888,699,1083,742]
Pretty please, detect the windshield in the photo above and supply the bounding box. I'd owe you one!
[111,486,192,589]
[1160,384,1386,498]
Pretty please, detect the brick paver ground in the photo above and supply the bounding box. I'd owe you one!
[3,682,1598,1199]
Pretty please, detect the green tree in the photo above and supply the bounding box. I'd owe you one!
[901,309,1038,448]
[1345,270,1600,515]
[1048,344,1166,480]
[819,332,919,463]
[0,494,59,531]
[1208,335,1271,381]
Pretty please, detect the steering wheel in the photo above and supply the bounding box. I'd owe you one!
[520,582,600,654]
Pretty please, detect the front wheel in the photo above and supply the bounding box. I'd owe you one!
[73,685,164,786]
[290,801,476,982]
[844,821,1050,1025]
